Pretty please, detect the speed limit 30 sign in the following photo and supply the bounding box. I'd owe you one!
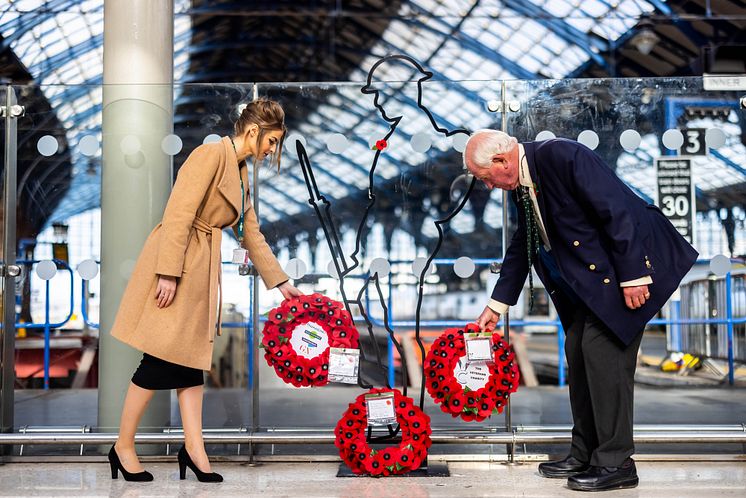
[655,157,695,244]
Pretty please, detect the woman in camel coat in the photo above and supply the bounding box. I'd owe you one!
[108,99,301,482]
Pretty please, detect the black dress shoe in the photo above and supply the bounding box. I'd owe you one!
[567,458,638,491]
[538,455,590,478]
[178,445,223,482]
[108,445,153,482]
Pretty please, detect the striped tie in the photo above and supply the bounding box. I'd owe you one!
[518,186,541,313]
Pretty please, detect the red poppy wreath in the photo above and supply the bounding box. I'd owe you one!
[424,323,520,422]
[261,293,358,387]
[335,388,432,476]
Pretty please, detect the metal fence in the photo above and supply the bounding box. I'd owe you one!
[678,270,746,363]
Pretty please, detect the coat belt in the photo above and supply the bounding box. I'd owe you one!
[192,216,223,341]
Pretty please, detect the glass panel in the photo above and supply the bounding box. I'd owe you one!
[11,82,100,451]
[506,77,746,456]
[506,77,745,257]
[254,76,503,457]
[0,85,10,436]
[5,77,744,461]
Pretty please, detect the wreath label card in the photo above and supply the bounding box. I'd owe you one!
[290,321,328,359]
[465,332,494,363]
[365,392,397,426]
[453,359,490,391]
[328,347,360,384]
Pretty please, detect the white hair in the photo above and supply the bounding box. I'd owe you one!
[462,129,518,169]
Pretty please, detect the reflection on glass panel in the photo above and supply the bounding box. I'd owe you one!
[507,77,745,259]
[4,77,744,460]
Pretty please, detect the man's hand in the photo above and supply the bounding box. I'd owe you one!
[476,306,500,332]
[278,281,303,300]
[623,284,650,310]
[155,275,177,308]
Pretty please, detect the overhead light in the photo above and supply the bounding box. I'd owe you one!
[631,18,659,55]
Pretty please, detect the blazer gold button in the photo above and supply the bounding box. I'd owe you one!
[603,278,611,284]
[589,264,596,270]
[573,240,580,247]
[646,261,652,268]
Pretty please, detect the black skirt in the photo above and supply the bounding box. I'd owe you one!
[131,353,204,390]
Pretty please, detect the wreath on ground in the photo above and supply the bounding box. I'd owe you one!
[424,323,520,422]
[261,293,358,387]
[335,388,432,477]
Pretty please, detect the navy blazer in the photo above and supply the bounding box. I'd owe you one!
[491,139,698,345]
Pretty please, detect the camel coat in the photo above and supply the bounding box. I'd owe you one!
[111,136,288,370]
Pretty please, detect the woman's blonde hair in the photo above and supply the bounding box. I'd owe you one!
[234,98,287,171]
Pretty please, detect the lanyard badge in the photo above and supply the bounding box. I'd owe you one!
[230,138,249,265]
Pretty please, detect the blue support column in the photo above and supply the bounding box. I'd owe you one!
[247,272,255,389]
[387,277,395,389]
[557,323,566,387]
[43,281,51,390]
[726,272,734,386]
[670,298,682,353]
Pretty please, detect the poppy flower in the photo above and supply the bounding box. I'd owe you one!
[462,411,477,422]
[447,392,467,415]
[364,457,383,475]
[373,139,387,151]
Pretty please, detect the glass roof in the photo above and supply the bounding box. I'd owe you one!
[0,0,192,222]
[6,0,744,231]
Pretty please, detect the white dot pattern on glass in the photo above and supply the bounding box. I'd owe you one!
[662,129,684,150]
[619,130,641,152]
[37,135,58,156]
[452,133,469,152]
[705,128,726,149]
[78,135,99,156]
[77,259,99,280]
[120,135,141,155]
[535,130,556,141]
[327,260,340,280]
[285,258,308,280]
[326,133,349,154]
[161,134,183,156]
[369,258,391,278]
[285,133,307,158]
[203,134,221,144]
[453,257,475,278]
[410,132,432,153]
[412,257,435,279]
[709,254,731,277]
[35,260,57,280]
[577,130,599,150]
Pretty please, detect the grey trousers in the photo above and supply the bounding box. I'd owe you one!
[565,306,643,467]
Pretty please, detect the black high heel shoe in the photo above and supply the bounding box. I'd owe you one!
[178,445,223,482]
[108,445,153,481]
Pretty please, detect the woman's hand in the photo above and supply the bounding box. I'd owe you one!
[278,281,303,300]
[155,275,177,308]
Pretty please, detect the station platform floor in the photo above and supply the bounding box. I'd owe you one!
[4,331,745,495]
[0,460,744,497]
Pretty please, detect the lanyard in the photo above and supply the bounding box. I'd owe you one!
[229,138,245,243]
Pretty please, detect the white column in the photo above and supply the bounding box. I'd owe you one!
[99,0,174,432]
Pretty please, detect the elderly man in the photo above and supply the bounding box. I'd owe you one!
[463,130,697,492]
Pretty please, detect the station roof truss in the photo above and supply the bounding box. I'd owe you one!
[0,0,743,248]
